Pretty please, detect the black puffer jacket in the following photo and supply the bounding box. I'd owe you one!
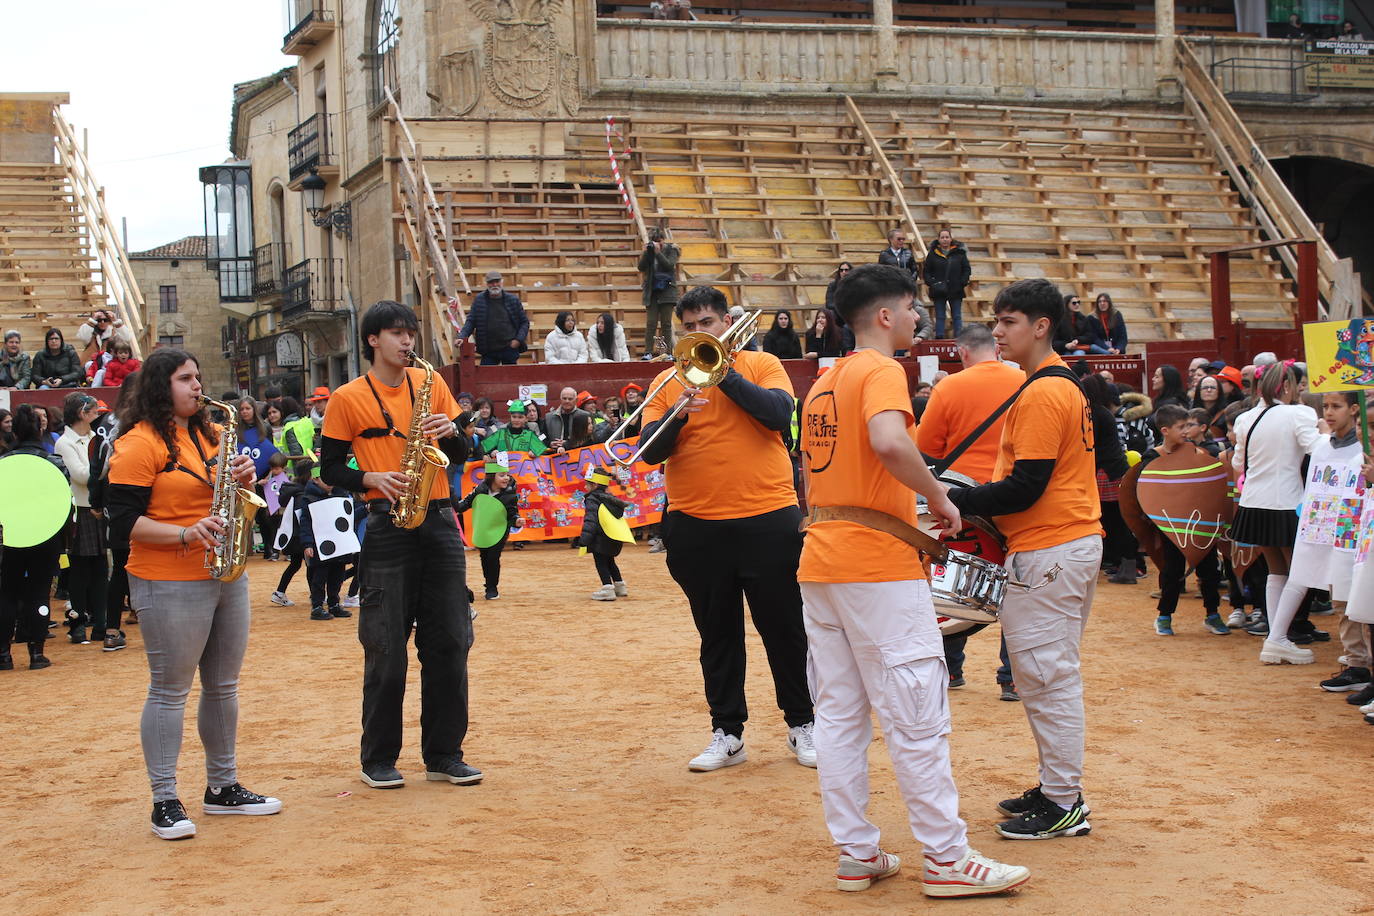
[922,242,971,300]
[31,343,83,387]
[577,488,628,558]
[455,478,520,541]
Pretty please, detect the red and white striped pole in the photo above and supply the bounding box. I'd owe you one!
[606,116,636,219]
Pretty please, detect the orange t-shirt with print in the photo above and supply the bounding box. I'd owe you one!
[991,353,1103,553]
[321,367,461,503]
[915,359,1026,484]
[108,421,222,581]
[798,348,926,583]
[643,347,796,520]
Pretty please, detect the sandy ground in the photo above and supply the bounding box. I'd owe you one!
[6,543,1374,915]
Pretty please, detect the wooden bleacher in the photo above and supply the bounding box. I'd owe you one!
[868,103,1296,339]
[0,161,104,346]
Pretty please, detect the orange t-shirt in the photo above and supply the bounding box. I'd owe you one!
[991,353,1103,553]
[108,420,222,582]
[321,367,461,502]
[798,348,926,583]
[643,348,796,520]
[915,359,1026,484]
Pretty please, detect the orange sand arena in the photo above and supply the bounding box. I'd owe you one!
[7,544,1373,913]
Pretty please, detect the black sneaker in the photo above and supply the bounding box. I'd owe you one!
[425,759,483,785]
[1245,618,1269,636]
[999,682,1020,702]
[329,604,351,618]
[948,674,966,689]
[996,792,1092,840]
[1346,682,1374,706]
[309,606,332,621]
[68,628,89,645]
[151,799,196,840]
[996,785,1046,816]
[361,763,405,788]
[103,632,127,652]
[1320,667,1371,692]
[484,587,499,600]
[203,782,282,815]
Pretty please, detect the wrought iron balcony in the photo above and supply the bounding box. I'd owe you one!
[287,113,337,185]
[283,0,336,55]
[281,257,344,322]
[253,242,287,297]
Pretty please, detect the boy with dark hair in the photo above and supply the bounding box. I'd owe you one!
[319,300,478,790]
[801,263,1030,897]
[1140,404,1228,636]
[641,284,816,772]
[944,277,1102,841]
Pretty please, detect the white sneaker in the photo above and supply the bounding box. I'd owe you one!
[613,580,628,597]
[1359,699,1374,715]
[787,722,817,767]
[1260,638,1315,665]
[342,595,360,609]
[922,849,1031,897]
[836,850,900,891]
[688,729,746,772]
[1226,609,1247,628]
[591,584,617,601]
[270,591,295,607]
[647,537,665,554]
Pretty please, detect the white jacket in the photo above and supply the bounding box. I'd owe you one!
[587,324,630,362]
[1232,402,1321,510]
[55,427,94,508]
[544,327,588,364]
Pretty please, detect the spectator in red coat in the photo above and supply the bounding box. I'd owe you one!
[99,342,141,387]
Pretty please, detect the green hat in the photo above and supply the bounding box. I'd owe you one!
[485,461,509,474]
[507,399,525,414]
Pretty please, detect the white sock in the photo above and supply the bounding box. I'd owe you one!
[1264,575,1295,642]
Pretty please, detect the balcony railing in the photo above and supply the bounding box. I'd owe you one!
[253,242,287,297]
[283,0,335,54]
[288,113,336,182]
[282,257,344,321]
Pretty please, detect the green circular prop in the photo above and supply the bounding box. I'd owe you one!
[0,455,73,548]
[471,493,509,549]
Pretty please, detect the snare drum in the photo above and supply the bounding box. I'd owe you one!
[919,470,1009,624]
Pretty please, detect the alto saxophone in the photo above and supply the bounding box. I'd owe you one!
[391,354,451,529]
[200,396,268,581]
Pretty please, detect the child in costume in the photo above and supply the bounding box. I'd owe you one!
[454,457,522,600]
[578,468,629,601]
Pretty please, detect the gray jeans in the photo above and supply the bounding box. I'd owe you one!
[130,574,250,802]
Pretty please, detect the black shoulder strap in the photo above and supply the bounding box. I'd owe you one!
[1241,405,1275,480]
[931,364,1083,477]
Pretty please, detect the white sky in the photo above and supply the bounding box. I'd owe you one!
[4,0,289,252]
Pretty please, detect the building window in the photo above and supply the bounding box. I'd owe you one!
[159,285,179,313]
[158,335,184,348]
[369,0,400,107]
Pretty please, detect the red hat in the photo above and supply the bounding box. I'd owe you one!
[577,390,597,408]
[1217,366,1243,389]
[307,386,331,403]
[620,383,644,400]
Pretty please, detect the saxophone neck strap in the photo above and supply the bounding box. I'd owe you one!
[802,505,948,561]
[361,372,415,440]
[161,425,215,489]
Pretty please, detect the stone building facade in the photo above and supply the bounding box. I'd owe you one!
[128,236,236,396]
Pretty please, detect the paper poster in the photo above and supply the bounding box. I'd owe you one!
[310,496,359,560]
[917,355,940,383]
[518,384,548,405]
[263,473,286,514]
[455,436,665,545]
[1296,452,1365,550]
[1303,318,1374,392]
[273,497,296,552]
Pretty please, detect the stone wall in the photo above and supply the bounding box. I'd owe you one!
[128,256,235,395]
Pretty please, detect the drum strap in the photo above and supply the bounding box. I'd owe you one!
[804,505,949,561]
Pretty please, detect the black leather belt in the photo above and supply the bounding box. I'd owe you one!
[368,497,451,513]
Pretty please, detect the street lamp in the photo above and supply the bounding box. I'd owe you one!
[301,171,351,240]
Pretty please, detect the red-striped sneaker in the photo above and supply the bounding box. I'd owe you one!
[922,849,1030,897]
[836,850,900,891]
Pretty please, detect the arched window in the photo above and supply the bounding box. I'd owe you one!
[369,0,401,107]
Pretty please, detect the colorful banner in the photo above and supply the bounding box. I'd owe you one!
[1302,318,1374,392]
[455,437,665,544]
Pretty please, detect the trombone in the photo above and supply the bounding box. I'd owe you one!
[608,308,762,467]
